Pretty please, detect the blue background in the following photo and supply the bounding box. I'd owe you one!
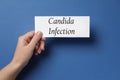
[0,0,120,80]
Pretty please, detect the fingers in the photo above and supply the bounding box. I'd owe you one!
[35,38,45,55]
[28,31,42,50]
[23,31,46,55]
[24,31,34,40]
[40,40,45,51]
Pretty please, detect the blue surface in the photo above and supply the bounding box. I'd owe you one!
[0,0,120,80]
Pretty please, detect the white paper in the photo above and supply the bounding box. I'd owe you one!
[35,16,90,38]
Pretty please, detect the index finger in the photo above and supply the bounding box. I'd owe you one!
[23,31,35,41]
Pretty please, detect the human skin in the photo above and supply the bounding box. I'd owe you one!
[0,31,45,80]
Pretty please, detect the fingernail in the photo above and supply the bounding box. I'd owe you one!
[36,32,40,35]
[42,37,46,41]
[39,50,41,54]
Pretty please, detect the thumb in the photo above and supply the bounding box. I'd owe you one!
[29,31,42,49]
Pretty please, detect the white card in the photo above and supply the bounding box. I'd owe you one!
[35,16,90,38]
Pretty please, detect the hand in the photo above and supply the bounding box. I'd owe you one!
[12,31,45,67]
[0,31,46,80]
